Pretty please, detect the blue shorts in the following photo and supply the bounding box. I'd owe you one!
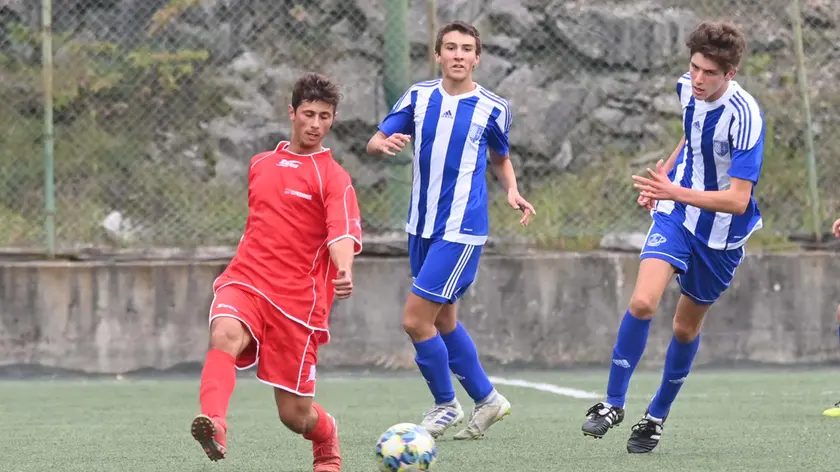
[640,213,745,305]
[409,235,482,304]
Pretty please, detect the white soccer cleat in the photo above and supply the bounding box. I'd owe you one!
[453,390,511,440]
[419,399,465,438]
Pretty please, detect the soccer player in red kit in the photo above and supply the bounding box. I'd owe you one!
[190,73,362,472]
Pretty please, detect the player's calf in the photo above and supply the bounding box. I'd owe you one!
[305,403,341,472]
[194,319,247,461]
[274,389,341,472]
[403,293,462,437]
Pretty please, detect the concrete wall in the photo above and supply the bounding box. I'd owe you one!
[1,252,839,375]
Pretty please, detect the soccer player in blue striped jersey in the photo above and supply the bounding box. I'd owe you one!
[581,21,765,453]
[366,21,535,440]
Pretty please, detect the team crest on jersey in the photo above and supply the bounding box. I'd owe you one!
[714,140,730,156]
[468,123,485,144]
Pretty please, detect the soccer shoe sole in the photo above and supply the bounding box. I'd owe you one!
[581,419,620,439]
[823,407,840,417]
[627,438,659,454]
[191,415,226,461]
[452,401,511,440]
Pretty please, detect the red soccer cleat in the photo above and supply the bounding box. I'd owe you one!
[312,417,341,472]
[191,414,227,461]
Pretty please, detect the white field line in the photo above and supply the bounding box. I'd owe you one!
[488,376,601,400]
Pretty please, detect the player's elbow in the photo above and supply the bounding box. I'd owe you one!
[488,149,509,165]
[728,192,751,215]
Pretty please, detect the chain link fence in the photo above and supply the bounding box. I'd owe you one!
[0,0,837,253]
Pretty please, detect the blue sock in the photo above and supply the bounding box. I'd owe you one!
[649,335,701,419]
[441,322,494,402]
[605,310,651,408]
[414,334,456,404]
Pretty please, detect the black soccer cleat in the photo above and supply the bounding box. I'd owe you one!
[582,402,625,438]
[626,411,665,453]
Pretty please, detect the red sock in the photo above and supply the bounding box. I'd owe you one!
[304,402,335,443]
[199,349,236,430]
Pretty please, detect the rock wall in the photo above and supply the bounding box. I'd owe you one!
[5,0,835,186]
[1,0,838,244]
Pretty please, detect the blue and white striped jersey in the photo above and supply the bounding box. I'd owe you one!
[655,73,765,250]
[378,79,511,246]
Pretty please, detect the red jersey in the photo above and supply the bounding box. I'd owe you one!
[214,141,363,340]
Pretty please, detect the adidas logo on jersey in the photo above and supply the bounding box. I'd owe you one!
[442,110,453,119]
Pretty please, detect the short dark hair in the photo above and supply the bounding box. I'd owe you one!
[434,21,481,56]
[685,21,747,72]
[291,73,342,112]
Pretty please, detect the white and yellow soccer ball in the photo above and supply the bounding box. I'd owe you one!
[375,422,438,471]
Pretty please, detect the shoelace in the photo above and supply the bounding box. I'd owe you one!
[423,405,451,423]
[631,418,659,433]
[586,403,606,416]
[586,403,616,420]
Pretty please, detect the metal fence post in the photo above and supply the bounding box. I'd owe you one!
[42,0,56,257]
[790,0,822,241]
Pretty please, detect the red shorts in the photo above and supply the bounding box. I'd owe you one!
[208,284,323,396]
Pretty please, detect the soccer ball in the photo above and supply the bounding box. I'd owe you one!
[375,422,438,471]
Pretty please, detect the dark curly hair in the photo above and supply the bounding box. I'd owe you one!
[291,73,342,112]
[685,21,747,72]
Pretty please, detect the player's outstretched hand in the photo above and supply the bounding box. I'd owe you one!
[632,160,677,201]
[507,189,536,226]
[832,218,840,238]
[377,133,412,156]
[333,268,353,299]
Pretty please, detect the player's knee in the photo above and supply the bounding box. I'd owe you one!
[277,401,312,434]
[672,320,700,343]
[402,297,439,341]
[402,313,435,341]
[628,293,659,319]
[208,317,249,355]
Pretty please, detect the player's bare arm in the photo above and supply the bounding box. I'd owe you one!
[329,238,356,299]
[833,217,840,238]
[489,149,536,226]
[632,160,752,215]
[366,130,412,157]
